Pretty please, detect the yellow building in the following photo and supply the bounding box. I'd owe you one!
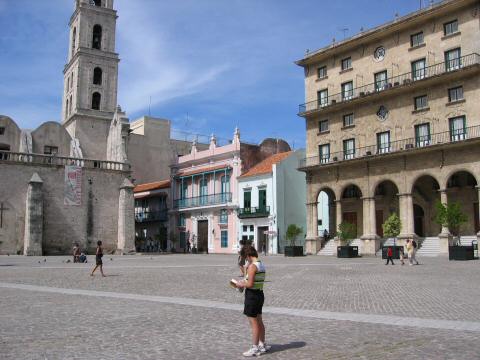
[296,0,480,255]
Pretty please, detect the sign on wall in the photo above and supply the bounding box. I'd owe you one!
[64,166,82,206]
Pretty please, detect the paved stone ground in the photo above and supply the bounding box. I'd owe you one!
[1,254,479,359]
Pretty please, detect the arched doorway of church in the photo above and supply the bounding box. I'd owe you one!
[446,171,478,235]
[341,184,363,238]
[317,188,335,239]
[414,204,425,237]
[412,175,441,237]
[374,180,399,238]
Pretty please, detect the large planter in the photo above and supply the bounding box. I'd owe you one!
[284,246,304,257]
[449,246,475,260]
[337,246,358,258]
[381,246,403,260]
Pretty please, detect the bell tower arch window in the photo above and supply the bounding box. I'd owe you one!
[71,27,76,58]
[92,0,102,6]
[92,92,101,110]
[93,67,103,85]
[92,25,102,50]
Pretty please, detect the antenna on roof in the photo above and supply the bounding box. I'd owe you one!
[338,27,349,40]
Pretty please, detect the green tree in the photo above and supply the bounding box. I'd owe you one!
[337,221,356,245]
[434,201,467,236]
[382,213,401,238]
[286,224,303,246]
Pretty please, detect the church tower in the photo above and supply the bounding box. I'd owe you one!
[62,0,120,160]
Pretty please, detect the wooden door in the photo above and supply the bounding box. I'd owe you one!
[343,212,357,237]
[197,220,209,253]
[376,210,384,237]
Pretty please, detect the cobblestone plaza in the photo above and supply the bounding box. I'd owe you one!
[1,254,479,359]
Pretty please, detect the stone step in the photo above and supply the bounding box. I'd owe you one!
[317,239,336,256]
[416,237,440,257]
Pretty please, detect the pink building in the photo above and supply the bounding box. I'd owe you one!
[171,129,291,254]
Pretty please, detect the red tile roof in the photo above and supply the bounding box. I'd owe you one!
[134,180,170,193]
[239,151,292,178]
[176,164,231,177]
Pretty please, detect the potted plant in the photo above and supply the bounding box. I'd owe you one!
[382,213,402,259]
[336,221,358,258]
[284,224,304,257]
[434,201,471,260]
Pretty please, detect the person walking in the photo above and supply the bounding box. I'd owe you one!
[406,240,414,266]
[90,241,106,277]
[235,245,270,357]
[399,246,405,265]
[411,239,419,265]
[385,246,394,265]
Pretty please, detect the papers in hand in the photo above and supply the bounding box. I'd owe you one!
[229,278,239,288]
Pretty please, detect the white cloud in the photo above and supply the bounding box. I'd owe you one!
[116,2,231,114]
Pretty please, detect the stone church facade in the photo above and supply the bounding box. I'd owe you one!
[0,0,179,255]
[297,0,480,255]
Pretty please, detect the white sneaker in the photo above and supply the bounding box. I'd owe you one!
[243,346,261,357]
[258,344,271,353]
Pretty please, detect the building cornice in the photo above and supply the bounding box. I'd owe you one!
[295,0,476,67]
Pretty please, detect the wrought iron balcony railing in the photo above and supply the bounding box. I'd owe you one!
[299,53,480,115]
[238,206,270,219]
[300,125,480,169]
[0,151,130,171]
[135,209,168,223]
[174,192,232,209]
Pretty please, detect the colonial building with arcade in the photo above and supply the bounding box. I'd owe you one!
[297,0,480,256]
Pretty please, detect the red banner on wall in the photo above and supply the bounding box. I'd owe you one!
[64,165,82,206]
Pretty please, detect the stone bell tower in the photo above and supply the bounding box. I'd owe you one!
[62,0,119,160]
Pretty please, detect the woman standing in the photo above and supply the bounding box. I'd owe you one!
[236,245,270,357]
[90,241,106,277]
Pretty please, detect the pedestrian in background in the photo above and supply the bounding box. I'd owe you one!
[385,246,394,265]
[90,241,105,277]
[411,239,419,265]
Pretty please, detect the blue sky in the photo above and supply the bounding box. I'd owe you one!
[0,0,437,147]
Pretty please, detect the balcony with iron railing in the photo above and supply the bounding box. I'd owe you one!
[299,53,480,116]
[174,192,232,209]
[299,125,480,169]
[135,209,168,223]
[238,206,270,219]
[0,151,131,171]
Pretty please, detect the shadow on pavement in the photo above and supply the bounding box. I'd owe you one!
[268,341,306,354]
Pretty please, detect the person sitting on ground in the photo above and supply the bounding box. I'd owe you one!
[79,252,87,263]
[73,243,80,263]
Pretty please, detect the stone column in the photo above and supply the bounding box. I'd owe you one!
[360,197,379,254]
[438,189,452,255]
[305,202,320,255]
[23,173,43,256]
[117,178,136,254]
[477,186,480,241]
[398,193,415,242]
[334,200,342,245]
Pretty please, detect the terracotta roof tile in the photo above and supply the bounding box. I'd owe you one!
[134,180,170,193]
[239,151,292,178]
[176,164,231,177]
